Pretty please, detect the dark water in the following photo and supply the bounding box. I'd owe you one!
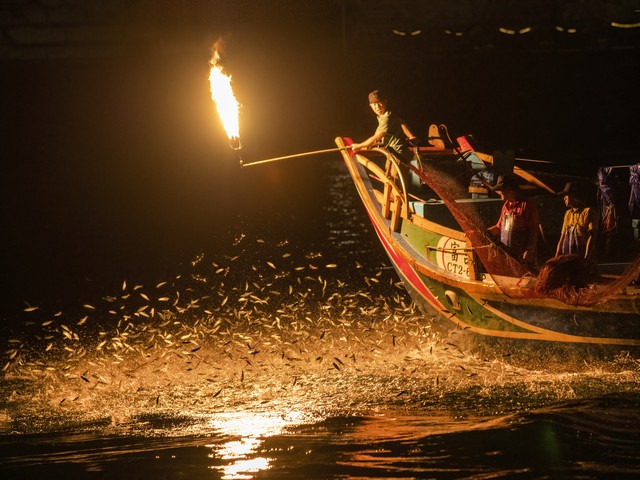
[2,396,640,479]
[2,38,640,479]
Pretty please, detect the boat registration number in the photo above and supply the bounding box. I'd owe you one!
[435,237,470,279]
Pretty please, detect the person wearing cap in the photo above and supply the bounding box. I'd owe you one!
[555,182,598,267]
[351,89,417,161]
[487,175,540,263]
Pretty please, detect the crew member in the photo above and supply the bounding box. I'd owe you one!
[488,175,540,263]
[555,182,598,269]
[351,89,417,161]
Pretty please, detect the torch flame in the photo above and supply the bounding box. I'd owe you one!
[209,50,241,149]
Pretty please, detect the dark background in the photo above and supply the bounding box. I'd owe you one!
[1,0,639,318]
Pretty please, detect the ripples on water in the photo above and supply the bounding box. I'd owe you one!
[1,160,640,479]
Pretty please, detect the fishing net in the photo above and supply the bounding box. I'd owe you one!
[406,158,533,279]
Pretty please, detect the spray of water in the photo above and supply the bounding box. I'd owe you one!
[2,233,639,438]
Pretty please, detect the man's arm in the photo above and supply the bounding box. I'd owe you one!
[401,123,416,142]
[352,130,385,151]
[555,210,570,256]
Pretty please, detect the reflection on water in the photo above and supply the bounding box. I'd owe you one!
[1,400,639,479]
[212,437,271,479]
[216,456,270,479]
[206,411,310,479]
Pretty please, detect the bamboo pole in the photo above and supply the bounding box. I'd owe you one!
[240,147,557,168]
[514,157,554,164]
[241,147,348,167]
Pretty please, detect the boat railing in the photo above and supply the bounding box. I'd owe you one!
[334,140,410,232]
[364,147,410,232]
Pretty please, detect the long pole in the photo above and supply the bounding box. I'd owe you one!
[239,147,554,168]
[514,157,553,164]
[241,147,348,167]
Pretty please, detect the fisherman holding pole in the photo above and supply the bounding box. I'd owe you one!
[351,89,417,162]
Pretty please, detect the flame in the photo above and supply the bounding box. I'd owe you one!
[209,50,241,149]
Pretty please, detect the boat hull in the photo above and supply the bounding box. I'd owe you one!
[336,137,640,359]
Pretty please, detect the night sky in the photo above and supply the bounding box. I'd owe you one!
[1,1,639,317]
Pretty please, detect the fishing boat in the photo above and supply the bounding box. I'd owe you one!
[334,133,640,360]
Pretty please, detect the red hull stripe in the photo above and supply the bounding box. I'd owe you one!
[366,209,446,311]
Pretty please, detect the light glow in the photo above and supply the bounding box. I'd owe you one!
[555,26,578,33]
[205,411,307,479]
[221,457,270,479]
[499,27,532,35]
[209,49,241,148]
[611,21,640,28]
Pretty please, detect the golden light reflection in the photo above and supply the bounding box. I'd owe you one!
[555,26,578,33]
[209,47,241,149]
[611,21,640,28]
[220,457,270,480]
[499,26,532,35]
[206,411,307,479]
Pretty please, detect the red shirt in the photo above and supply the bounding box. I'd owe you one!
[496,200,540,255]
